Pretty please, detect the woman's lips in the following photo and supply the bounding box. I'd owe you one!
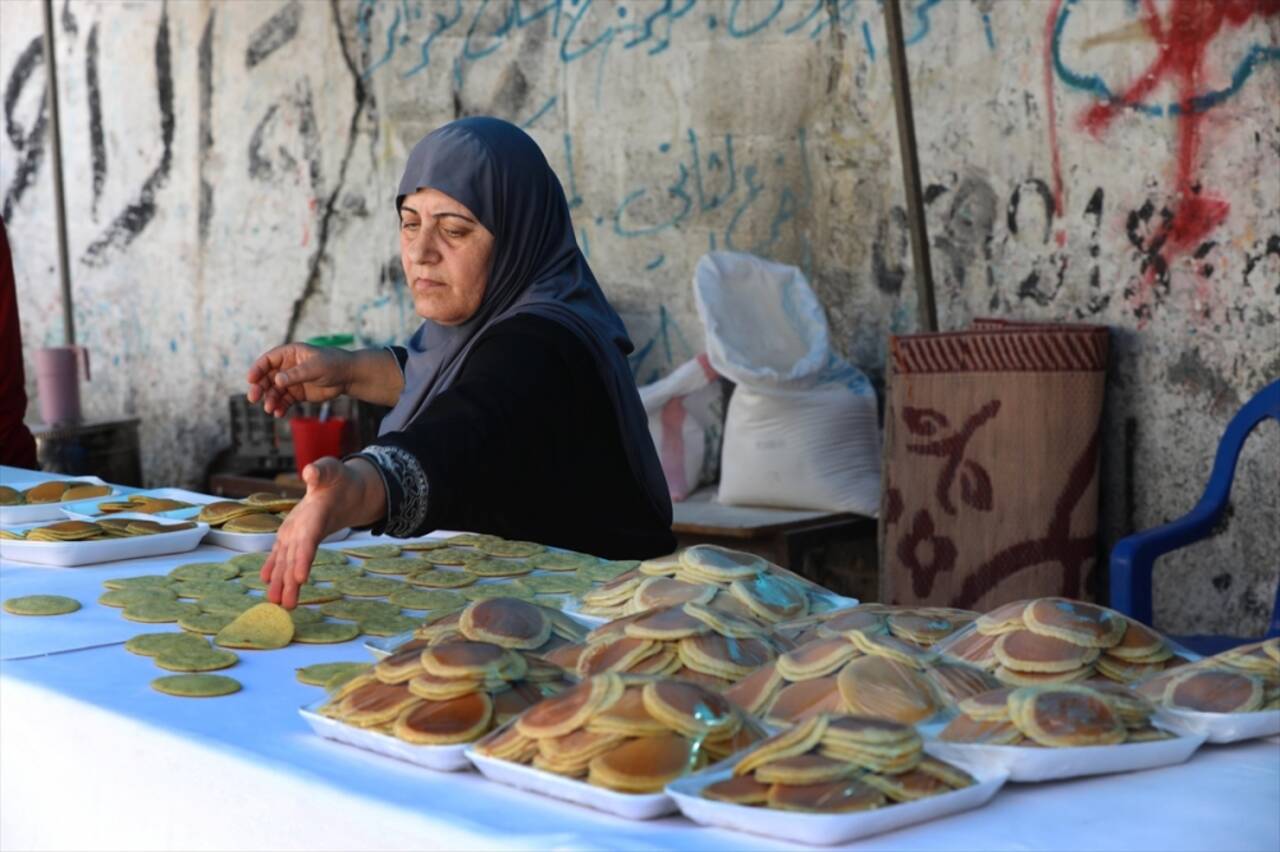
[413,277,446,292]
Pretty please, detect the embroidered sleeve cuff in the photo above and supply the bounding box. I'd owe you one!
[353,445,429,537]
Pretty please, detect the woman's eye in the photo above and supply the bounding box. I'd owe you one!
[444,229,466,239]
[401,221,419,231]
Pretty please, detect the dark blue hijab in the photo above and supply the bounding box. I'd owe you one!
[379,117,672,525]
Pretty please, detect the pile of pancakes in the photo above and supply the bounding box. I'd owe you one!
[938,682,1172,746]
[1135,638,1280,714]
[724,618,998,727]
[474,673,764,792]
[196,494,300,534]
[702,713,975,812]
[94,493,194,514]
[937,597,1189,686]
[319,598,580,745]
[773,604,978,649]
[534,600,789,692]
[578,545,825,623]
[0,481,112,506]
[1,518,196,542]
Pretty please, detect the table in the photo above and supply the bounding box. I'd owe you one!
[2,468,1277,851]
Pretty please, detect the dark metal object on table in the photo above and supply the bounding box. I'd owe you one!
[32,417,142,487]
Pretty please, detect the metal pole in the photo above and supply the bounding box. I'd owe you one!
[882,0,938,332]
[41,0,75,345]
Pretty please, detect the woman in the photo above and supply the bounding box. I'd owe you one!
[247,117,675,608]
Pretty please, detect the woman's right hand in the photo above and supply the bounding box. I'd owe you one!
[246,343,352,417]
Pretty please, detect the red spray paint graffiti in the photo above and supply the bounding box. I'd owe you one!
[1045,0,1280,303]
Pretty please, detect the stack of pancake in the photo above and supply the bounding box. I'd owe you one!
[937,597,1189,686]
[725,622,998,727]
[1135,638,1279,713]
[773,604,978,649]
[319,598,578,745]
[938,682,1171,745]
[0,481,111,505]
[196,494,300,534]
[93,493,194,514]
[1,518,195,542]
[701,713,975,812]
[474,673,764,792]
[535,600,788,692]
[578,545,824,623]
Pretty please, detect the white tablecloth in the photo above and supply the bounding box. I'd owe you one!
[2,468,1278,850]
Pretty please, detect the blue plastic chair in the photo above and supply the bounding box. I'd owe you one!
[1109,378,1280,656]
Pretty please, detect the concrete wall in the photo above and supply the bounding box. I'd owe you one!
[2,0,1276,635]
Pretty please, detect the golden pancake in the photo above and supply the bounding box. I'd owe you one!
[682,601,766,639]
[705,590,764,623]
[776,637,860,681]
[816,737,921,775]
[1263,639,1280,664]
[459,598,551,650]
[196,501,263,525]
[938,713,1023,745]
[394,691,493,744]
[995,629,1099,673]
[539,728,626,767]
[957,687,1016,721]
[29,520,102,541]
[374,645,429,684]
[1125,725,1176,743]
[1023,598,1126,648]
[625,605,712,641]
[1083,679,1156,727]
[765,779,886,813]
[677,634,774,680]
[1096,654,1166,684]
[861,768,949,802]
[975,599,1031,636]
[814,608,888,640]
[995,665,1093,686]
[822,714,918,748]
[1217,645,1280,677]
[222,513,283,534]
[544,608,589,643]
[578,636,660,676]
[1165,668,1263,713]
[848,631,932,667]
[335,680,421,727]
[916,755,975,789]
[585,685,670,737]
[888,612,966,647]
[765,676,845,726]
[476,724,540,761]
[724,660,784,716]
[755,754,859,786]
[407,671,487,701]
[1009,685,1126,747]
[678,544,767,581]
[925,659,1002,703]
[633,577,717,612]
[638,553,682,577]
[727,575,808,624]
[702,774,771,804]
[670,667,734,692]
[60,484,113,501]
[641,680,737,738]
[734,714,829,776]
[940,629,1001,670]
[836,655,941,724]
[587,733,693,793]
[1133,670,1182,703]
[1106,619,1168,661]
[582,571,643,604]
[420,641,512,679]
[542,642,588,674]
[24,481,79,503]
[517,673,623,739]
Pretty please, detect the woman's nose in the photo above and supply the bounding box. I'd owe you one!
[407,227,442,264]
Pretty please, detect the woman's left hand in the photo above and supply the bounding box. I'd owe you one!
[260,457,384,608]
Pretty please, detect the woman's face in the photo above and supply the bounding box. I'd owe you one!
[399,188,495,325]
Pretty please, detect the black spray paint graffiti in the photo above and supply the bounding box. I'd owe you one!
[86,23,106,219]
[198,10,216,242]
[2,37,47,222]
[246,0,302,69]
[871,205,908,294]
[933,176,997,309]
[81,6,174,267]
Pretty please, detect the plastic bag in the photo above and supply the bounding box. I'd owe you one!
[693,251,881,515]
[638,354,724,501]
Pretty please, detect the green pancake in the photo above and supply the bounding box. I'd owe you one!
[169,562,239,582]
[172,580,246,600]
[359,557,426,576]
[475,539,545,558]
[122,600,201,623]
[293,584,343,605]
[311,548,349,566]
[309,563,364,583]
[228,552,270,572]
[405,568,475,589]
[151,674,241,697]
[296,661,370,687]
[3,595,81,616]
[333,576,403,598]
[292,621,361,644]
[98,588,178,608]
[467,558,534,578]
[319,599,402,621]
[325,667,369,693]
[528,552,597,572]
[359,613,421,637]
[153,645,239,672]
[388,587,464,611]
[289,605,325,625]
[177,611,236,635]
[340,544,402,560]
[125,631,211,657]
[518,574,592,595]
[422,547,485,566]
[199,593,263,616]
[240,574,270,591]
[461,583,532,601]
[103,575,175,591]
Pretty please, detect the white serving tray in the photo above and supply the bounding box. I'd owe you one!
[0,476,129,525]
[920,723,1205,783]
[666,752,1008,846]
[1153,706,1280,744]
[0,513,209,566]
[61,486,213,520]
[205,524,351,553]
[298,700,473,771]
[365,631,417,659]
[465,747,677,820]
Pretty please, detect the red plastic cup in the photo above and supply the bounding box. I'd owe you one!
[290,416,347,477]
